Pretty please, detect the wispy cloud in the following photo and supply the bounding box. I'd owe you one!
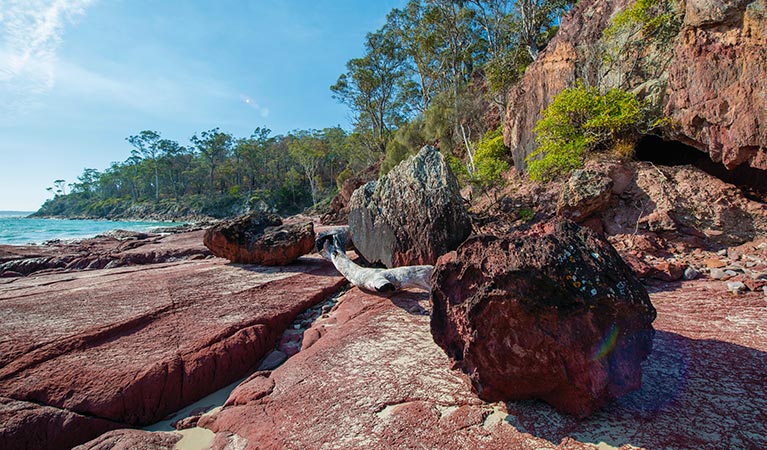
[241,94,270,118]
[0,0,93,117]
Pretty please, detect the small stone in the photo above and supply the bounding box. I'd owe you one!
[763,286,767,298]
[724,270,738,277]
[705,258,727,269]
[710,268,727,280]
[683,267,700,280]
[321,304,333,314]
[727,281,747,295]
[717,249,728,256]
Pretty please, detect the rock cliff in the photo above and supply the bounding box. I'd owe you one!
[504,0,767,172]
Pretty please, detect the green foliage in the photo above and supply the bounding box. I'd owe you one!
[527,82,645,181]
[604,0,680,42]
[518,207,535,222]
[471,128,510,188]
[381,118,427,175]
[446,154,470,186]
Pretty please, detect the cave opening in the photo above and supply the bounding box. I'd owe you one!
[634,134,767,203]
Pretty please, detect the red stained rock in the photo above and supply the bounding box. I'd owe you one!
[430,219,656,418]
[73,429,180,450]
[204,213,315,266]
[0,396,121,450]
[504,0,767,173]
[0,255,345,449]
[649,260,686,282]
[193,279,767,450]
[321,161,381,225]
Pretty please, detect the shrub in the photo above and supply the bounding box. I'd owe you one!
[527,82,645,182]
[471,128,510,189]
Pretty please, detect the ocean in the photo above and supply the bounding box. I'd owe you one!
[0,211,183,245]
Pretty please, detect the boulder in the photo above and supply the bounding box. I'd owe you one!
[348,146,471,268]
[430,219,657,418]
[203,213,315,265]
[557,169,614,222]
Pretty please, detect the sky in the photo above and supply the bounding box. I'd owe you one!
[0,0,406,211]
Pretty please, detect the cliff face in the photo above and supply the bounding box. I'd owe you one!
[504,0,767,171]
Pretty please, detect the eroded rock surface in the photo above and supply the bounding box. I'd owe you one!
[504,0,767,172]
[431,219,656,418]
[348,145,471,268]
[164,278,767,450]
[0,230,211,277]
[203,213,315,265]
[0,255,345,449]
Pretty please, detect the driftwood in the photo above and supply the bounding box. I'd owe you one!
[317,230,432,293]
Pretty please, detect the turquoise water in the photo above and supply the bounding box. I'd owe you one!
[0,211,183,245]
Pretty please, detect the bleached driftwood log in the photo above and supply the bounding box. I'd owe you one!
[318,232,433,293]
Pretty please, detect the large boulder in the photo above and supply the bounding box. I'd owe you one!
[430,219,657,418]
[203,213,315,265]
[348,146,471,268]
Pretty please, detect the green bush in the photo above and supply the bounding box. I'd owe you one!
[527,82,644,182]
[604,0,680,42]
[471,128,510,189]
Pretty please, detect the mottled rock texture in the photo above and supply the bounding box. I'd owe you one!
[0,230,211,277]
[203,212,315,265]
[0,253,345,449]
[504,0,767,172]
[155,278,767,450]
[348,145,471,268]
[72,429,181,450]
[557,169,614,222]
[431,219,656,418]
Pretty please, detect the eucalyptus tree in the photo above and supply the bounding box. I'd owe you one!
[190,128,234,195]
[126,130,162,201]
[331,28,417,154]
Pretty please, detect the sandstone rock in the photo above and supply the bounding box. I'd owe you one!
[203,213,315,265]
[348,146,471,268]
[73,429,180,450]
[430,219,656,418]
[0,256,345,449]
[649,260,686,282]
[684,267,701,280]
[557,169,614,222]
[706,258,727,269]
[192,280,767,450]
[504,0,767,173]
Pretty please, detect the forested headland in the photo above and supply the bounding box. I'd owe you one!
[35,0,574,220]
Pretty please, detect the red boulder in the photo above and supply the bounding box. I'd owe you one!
[430,219,657,417]
[203,213,315,265]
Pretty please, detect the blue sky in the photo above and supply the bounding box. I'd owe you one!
[0,0,405,211]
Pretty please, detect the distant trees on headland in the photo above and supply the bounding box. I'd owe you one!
[38,127,378,219]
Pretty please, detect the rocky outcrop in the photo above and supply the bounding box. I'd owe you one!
[73,429,181,450]
[100,277,767,450]
[203,213,315,265]
[0,254,345,449]
[431,219,656,418]
[504,0,767,172]
[348,146,471,268]
[0,230,211,277]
